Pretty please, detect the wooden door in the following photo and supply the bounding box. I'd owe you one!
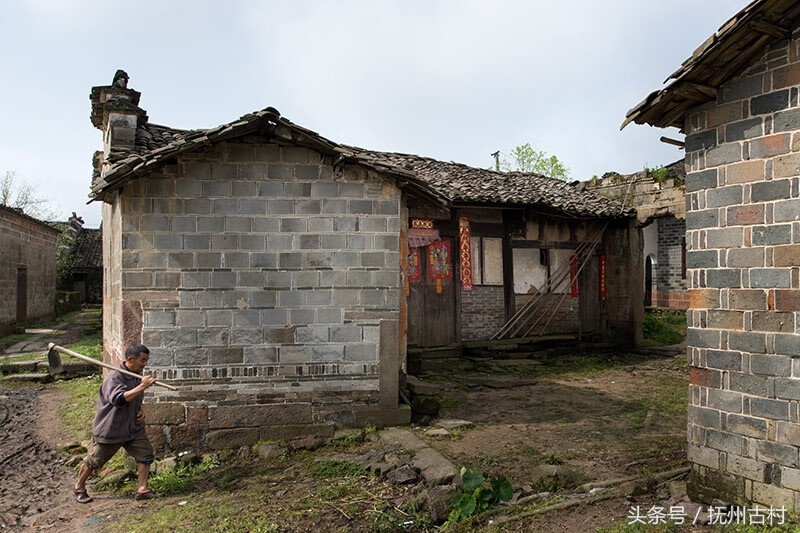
[407,239,457,347]
[16,266,27,327]
[579,255,600,333]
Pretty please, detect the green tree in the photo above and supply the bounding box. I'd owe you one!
[0,170,61,221]
[498,143,570,181]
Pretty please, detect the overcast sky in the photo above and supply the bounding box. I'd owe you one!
[1,1,747,227]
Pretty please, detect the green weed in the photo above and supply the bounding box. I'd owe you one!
[311,460,367,479]
[642,309,686,347]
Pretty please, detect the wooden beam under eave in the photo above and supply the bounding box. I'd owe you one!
[749,20,790,39]
[708,33,773,87]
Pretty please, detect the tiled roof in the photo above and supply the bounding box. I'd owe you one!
[134,123,194,154]
[0,203,60,232]
[72,228,102,269]
[94,110,631,219]
[623,0,800,130]
[341,148,632,218]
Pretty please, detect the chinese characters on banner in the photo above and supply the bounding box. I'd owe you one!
[407,248,421,282]
[458,216,473,292]
[600,255,606,298]
[428,241,451,294]
[570,255,578,297]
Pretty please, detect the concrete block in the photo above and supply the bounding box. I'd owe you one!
[243,346,278,364]
[753,225,792,245]
[752,311,795,333]
[706,144,742,167]
[685,130,717,152]
[279,345,309,363]
[751,397,790,420]
[184,234,210,250]
[706,349,743,371]
[206,309,233,326]
[253,217,280,232]
[285,182,312,197]
[751,353,792,376]
[706,428,744,454]
[261,309,288,326]
[750,133,791,158]
[729,371,768,396]
[775,334,800,356]
[350,200,374,215]
[706,269,742,288]
[209,347,243,364]
[174,347,209,366]
[751,89,790,115]
[729,331,767,353]
[726,160,765,184]
[267,164,292,180]
[231,328,263,345]
[726,414,767,438]
[280,218,306,233]
[774,106,800,132]
[237,271,265,287]
[345,344,377,361]
[268,234,294,250]
[776,378,800,400]
[183,198,211,214]
[290,309,315,324]
[198,328,230,346]
[293,271,320,288]
[198,217,225,232]
[707,389,743,413]
[321,234,347,249]
[268,200,294,215]
[340,183,365,197]
[322,199,348,214]
[252,252,278,268]
[210,271,236,288]
[729,289,768,310]
[727,247,765,267]
[211,235,238,250]
[296,326,329,343]
[757,440,798,467]
[259,182,284,197]
[750,268,791,288]
[310,344,345,362]
[727,204,765,226]
[726,118,763,141]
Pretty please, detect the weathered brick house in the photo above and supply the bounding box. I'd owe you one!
[0,204,58,335]
[585,161,690,308]
[625,0,800,509]
[90,72,641,451]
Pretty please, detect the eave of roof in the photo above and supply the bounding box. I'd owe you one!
[0,203,60,232]
[92,110,632,220]
[622,0,800,131]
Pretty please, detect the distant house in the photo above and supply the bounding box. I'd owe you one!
[624,0,800,510]
[0,204,59,335]
[89,71,642,451]
[56,213,103,304]
[584,160,689,308]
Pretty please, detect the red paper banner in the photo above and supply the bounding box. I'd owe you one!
[428,241,451,280]
[570,255,578,297]
[408,248,421,282]
[600,255,606,298]
[458,216,473,292]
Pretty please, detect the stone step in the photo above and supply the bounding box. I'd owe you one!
[2,373,53,384]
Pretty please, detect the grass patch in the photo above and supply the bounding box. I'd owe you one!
[0,332,34,351]
[105,495,282,533]
[312,460,367,479]
[642,309,686,347]
[57,374,102,443]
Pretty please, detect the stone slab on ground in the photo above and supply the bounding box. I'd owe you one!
[380,428,428,452]
[435,419,474,430]
[379,428,459,487]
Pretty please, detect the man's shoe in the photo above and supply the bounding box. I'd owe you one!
[134,490,160,501]
[74,489,93,504]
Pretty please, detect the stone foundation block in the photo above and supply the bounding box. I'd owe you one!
[209,403,312,429]
[354,404,411,427]
[145,402,186,425]
[258,423,334,442]
[206,428,260,450]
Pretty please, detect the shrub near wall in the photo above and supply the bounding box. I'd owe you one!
[56,291,81,316]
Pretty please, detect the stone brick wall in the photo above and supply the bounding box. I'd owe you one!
[0,207,58,333]
[654,216,689,308]
[513,293,579,335]
[684,34,800,507]
[461,286,505,341]
[106,140,404,449]
[583,165,685,222]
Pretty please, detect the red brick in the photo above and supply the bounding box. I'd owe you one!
[727,204,765,226]
[773,63,800,90]
[774,245,800,267]
[690,289,720,309]
[750,134,791,159]
[726,160,764,184]
[691,367,721,388]
[774,289,800,310]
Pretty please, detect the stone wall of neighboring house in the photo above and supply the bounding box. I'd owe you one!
[654,216,689,308]
[105,141,405,451]
[584,164,688,309]
[683,35,800,507]
[0,206,58,334]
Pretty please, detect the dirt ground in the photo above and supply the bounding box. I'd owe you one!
[0,314,720,532]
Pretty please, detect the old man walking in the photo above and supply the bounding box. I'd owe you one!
[73,344,158,503]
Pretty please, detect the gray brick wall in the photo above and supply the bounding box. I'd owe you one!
[115,141,401,406]
[684,35,800,508]
[461,286,505,341]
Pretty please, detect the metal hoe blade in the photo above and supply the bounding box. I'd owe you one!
[47,345,64,375]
